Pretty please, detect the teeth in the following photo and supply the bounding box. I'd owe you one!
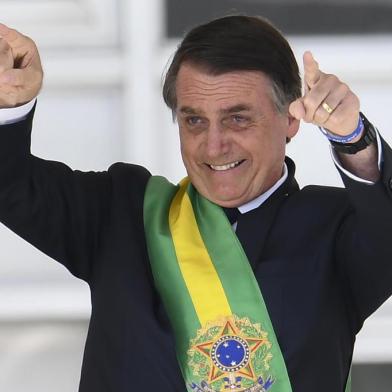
[209,160,242,171]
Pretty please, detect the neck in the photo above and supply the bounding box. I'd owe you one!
[238,163,288,214]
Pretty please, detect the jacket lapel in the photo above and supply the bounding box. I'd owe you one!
[236,157,299,269]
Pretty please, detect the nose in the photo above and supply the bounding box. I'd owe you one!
[205,122,230,159]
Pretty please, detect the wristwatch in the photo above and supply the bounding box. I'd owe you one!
[331,112,377,154]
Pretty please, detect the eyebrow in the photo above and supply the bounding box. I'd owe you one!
[179,106,201,115]
[220,104,252,114]
[178,104,252,115]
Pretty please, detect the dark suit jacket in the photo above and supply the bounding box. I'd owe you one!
[1,107,392,392]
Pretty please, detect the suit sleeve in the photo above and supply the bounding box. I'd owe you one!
[336,137,392,328]
[0,104,114,282]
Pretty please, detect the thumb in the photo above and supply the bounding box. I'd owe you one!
[0,38,13,74]
[289,99,305,120]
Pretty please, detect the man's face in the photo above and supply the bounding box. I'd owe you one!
[176,63,299,207]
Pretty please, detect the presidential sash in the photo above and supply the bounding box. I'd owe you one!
[143,176,350,392]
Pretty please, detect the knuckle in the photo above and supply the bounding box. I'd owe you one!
[315,109,328,124]
[303,95,314,109]
[329,73,338,81]
[347,94,360,109]
[326,74,339,85]
[339,82,349,95]
[29,41,37,51]
[18,33,38,52]
[25,37,38,50]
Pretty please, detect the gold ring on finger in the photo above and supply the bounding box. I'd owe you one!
[322,101,334,114]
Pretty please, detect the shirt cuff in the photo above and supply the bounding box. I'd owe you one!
[330,128,382,185]
[0,99,36,125]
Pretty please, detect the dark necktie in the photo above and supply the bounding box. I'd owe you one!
[223,207,240,225]
[235,208,263,269]
[223,207,259,267]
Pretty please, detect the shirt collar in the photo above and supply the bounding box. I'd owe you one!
[238,163,288,214]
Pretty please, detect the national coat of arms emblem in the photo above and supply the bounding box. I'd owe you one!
[188,315,275,391]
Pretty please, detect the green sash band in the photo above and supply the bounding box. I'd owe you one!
[144,176,292,392]
[144,176,352,391]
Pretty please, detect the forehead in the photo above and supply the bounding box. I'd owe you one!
[175,63,274,112]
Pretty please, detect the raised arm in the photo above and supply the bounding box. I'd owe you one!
[290,51,392,325]
[0,26,113,282]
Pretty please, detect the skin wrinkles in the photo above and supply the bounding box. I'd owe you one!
[176,63,300,207]
[179,76,262,102]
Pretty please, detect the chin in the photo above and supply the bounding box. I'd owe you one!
[193,179,247,206]
[207,192,245,207]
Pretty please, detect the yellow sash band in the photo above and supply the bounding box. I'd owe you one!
[169,178,232,326]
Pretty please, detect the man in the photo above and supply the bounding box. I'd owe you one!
[0,15,391,392]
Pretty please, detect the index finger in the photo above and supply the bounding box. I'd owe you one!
[0,24,38,69]
[0,24,19,44]
[303,51,321,89]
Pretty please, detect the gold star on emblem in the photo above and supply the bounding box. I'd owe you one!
[193,319,267,383]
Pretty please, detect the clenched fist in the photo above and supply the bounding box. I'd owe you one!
[0,24,43,108]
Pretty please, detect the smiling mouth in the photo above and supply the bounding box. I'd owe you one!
[207,160,245,171]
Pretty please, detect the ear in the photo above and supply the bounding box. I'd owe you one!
[286,113,300,139]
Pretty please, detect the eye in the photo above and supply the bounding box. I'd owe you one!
[232,115,246,123]
[230,114,250,127]
[186,116,208,130]
[186,116,202,125]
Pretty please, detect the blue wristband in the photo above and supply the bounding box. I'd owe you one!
[319,115,364,143]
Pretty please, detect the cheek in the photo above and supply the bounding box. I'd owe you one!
[179,129,190,156]
[180,128,204,157]
[180,134,199,168]
[262,124,287,150]
[246,132,286,168]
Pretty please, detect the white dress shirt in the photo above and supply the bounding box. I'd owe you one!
[0,100,36,125]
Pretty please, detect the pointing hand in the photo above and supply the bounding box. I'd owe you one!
[289,51,360,137]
